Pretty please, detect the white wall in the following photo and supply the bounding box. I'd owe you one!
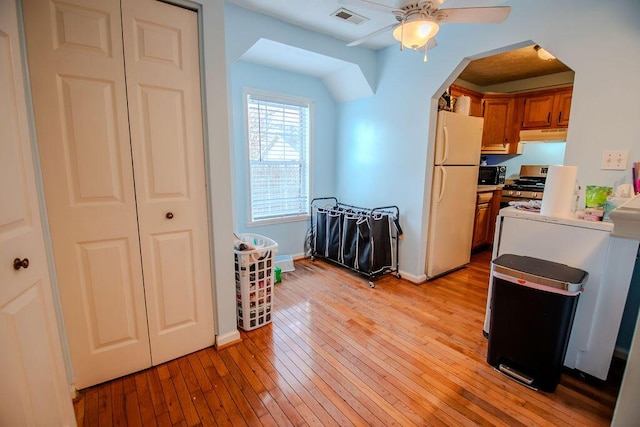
[336,0,640,279]
[486,143,567,180]
[196,0,237,343]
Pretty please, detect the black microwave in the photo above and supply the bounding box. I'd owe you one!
[478,166,506,185]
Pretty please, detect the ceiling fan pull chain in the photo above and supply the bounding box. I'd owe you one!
[399,18,405,51]
[423,43,428,63]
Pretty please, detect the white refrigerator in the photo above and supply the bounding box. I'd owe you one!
[426,111,484,279]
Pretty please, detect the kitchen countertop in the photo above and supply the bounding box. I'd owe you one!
[477,185,503,192]
[500,206,613,231]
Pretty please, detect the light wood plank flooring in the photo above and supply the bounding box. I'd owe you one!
[73,250,623,426]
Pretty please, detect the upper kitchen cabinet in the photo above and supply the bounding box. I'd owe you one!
[481,95,515,153]
[450,84,483,117]
[521,86,573,129]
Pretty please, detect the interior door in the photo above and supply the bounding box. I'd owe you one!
[22,0,152,388]
[121,0,215,364]
[0,1,75,424]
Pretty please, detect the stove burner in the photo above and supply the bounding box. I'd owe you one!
[501,165,549,204]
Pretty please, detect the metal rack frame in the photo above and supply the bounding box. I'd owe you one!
[310,197,402,288]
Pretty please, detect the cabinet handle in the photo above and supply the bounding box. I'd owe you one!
[547,112,551,124]
[166,212,174,219]
[558,112,562,122]
[13,258,29,270]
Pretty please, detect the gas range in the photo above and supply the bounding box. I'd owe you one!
[501,165,548,202]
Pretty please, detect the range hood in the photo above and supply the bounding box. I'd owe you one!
[519,128,568,142]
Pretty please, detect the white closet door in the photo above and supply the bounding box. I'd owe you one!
[22,0,152,388]
[0,1,75,424]
[122,0,215,364]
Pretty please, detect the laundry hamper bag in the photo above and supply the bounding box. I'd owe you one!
[234,234,278,331]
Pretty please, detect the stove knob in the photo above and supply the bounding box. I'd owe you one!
[532,192,537,198]
[516,191,521,196]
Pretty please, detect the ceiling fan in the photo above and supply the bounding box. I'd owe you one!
[342,0,511,61]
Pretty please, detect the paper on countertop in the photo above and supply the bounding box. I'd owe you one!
[509,200,542,212]
[614,183,634,198]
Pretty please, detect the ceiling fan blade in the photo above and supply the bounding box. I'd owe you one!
[426,37,438,51]
[338,0,400,14]
[436,6,511,24]
[346,22,400,47]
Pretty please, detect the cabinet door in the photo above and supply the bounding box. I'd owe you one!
[554,90,573,127]
[472,192,493,249]
[522,94,555,128]
[472,203,490,249]
[481,97,514,153]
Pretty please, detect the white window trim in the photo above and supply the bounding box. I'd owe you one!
[243,88,314,226]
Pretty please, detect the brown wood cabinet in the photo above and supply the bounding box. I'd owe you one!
[450,84,573,155]
[521,87,573,129]
[449,84,483,117]
[480,95,515,154]
[472,189,502,251]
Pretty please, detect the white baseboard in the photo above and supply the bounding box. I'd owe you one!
[292,252,306,260]
[215,330,241,348]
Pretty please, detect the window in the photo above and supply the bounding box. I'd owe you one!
[245,90,311,223]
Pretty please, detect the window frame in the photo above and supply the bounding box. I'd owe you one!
[243,88,314,226]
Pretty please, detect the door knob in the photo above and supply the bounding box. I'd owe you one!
[166,212,174,219]
[13,258,29,270]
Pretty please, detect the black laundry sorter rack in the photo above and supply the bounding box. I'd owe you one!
[310,197,402,288]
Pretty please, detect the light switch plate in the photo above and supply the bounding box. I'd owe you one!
[601,150,629,170]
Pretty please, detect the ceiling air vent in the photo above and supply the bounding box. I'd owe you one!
[331,8,369,25]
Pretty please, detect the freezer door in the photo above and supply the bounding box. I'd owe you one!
[434,111,484,166]
[426,165,479,278]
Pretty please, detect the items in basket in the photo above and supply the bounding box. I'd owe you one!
[233,233,278,331]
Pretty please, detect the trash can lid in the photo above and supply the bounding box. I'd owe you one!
[492,254,588,292]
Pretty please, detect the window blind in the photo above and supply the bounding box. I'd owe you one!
[246,92,310,222]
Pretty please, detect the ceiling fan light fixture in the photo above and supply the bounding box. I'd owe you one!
[534,45,556,61]
[392,19,439,50]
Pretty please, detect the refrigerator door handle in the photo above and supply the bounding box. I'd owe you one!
[438,165,447,203]
[442,126,449,164]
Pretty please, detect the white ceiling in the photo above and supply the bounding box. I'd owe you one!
[227,0,571,89]
[226,0,506,50]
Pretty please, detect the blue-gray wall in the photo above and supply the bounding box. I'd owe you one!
[222,0,640,347]
[229,61,336,256]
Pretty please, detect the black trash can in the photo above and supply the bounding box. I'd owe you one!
[487,254,588,392]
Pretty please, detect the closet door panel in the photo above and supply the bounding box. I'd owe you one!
[122,0,215,365]
[22,0,152,389]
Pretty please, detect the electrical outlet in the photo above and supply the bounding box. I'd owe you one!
[601,150,629,170]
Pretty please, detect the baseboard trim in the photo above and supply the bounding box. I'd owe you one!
[292,252,306,260]
[215,330,241,349]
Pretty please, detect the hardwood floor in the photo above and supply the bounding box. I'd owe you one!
[73,250,623,426]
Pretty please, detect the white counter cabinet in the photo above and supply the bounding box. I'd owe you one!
[484,208,639,380]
